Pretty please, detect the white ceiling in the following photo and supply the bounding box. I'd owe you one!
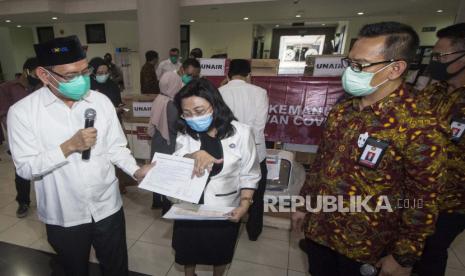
[180,0,460,23]
[0,0,460,26]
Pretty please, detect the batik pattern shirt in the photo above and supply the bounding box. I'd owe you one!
[299,84,447,265]
[417,82,465,214]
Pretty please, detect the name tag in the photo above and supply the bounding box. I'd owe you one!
[451,117,465,143]
[358,137,389,169]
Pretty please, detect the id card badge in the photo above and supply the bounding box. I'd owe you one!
[450,117,465,143]
[358,137,389,169]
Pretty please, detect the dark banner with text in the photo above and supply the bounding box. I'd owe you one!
[207,76,345,145]
[254,77,344,145]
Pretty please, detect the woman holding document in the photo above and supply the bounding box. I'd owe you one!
[171,78,261,276]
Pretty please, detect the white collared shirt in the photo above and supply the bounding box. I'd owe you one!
[219,79,269,162]
[156,59,182,79]
[7,87,139,227]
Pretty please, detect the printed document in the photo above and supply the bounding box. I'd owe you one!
[163,203,235,220]
[138,153,209,203]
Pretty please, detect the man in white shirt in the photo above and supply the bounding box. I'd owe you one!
[7,36,152,276]
[156,48,182,79]
[219,59,269,241]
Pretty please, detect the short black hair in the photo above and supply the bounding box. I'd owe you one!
[358,21,419,62]
[437,23,465,50]
[174,78,236,140]
[23,57,39,70]
[104,53,111,59]
[228,59,251,78]
[190,48,203,59]
[89,57,107,74]
[145,50,159,62]
[182,58,200,70]
[169,48,180,54]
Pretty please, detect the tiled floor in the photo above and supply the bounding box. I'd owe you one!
[0,144,464,276]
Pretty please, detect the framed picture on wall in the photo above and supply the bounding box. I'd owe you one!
[37,26,55,43]
[85,24,106,44]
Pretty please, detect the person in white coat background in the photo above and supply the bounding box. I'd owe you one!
[156,48,182,79]
[219,59,269,241]
[169,78,261,276]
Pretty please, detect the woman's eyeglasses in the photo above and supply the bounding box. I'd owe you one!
[181,105,213,119]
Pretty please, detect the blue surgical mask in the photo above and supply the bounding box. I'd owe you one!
[185,113,213,132]
[48,72,90,101]
[342,63,392,97]
[95,74,110,84]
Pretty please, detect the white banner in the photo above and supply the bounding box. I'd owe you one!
[132,102,152,117]
[313,56,345,77]
[199,58,226,76]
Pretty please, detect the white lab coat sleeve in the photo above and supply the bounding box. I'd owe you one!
[106,105,140,178]
[239,126,261,190]
[173,133,191,157]
[7,106,68,179]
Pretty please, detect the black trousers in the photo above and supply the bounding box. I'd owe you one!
[152,193,172,215]
[246,160,268,240]
[414,212,465,276]
[306,239,365,276]
[15,172,30,205]
[46,208,129,276]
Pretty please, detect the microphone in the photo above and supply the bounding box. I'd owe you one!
[82,108,96,161]
[360,264,378,276]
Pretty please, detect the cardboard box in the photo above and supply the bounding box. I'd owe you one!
[120,94,157,161]
[251,59,279,76]
[122,94,157,124]
[123,122,152,160]
[304,55,345,77]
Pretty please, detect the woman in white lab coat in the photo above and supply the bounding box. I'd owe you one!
[171,78,261,276]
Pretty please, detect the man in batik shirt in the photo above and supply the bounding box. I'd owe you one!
[413,23,465,276]
[292,22,447,276]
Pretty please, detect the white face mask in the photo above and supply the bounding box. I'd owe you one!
[342,62,394,97]
[95,74,110,84]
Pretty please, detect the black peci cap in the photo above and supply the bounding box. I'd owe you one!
[34,35,86,67]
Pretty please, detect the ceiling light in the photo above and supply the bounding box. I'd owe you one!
[437,9,443,13]
[357,12,364,15]
[275,24,280,27]
[322,23,326,26]
[243,17,249,20]
[52,17,58,20]
[296,14,302,18]
[16,25,22,28]
[5,19,11,23]
[189,19,195,23]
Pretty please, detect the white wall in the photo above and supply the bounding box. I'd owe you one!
[190,22,254,59]
[10,27,35,74]
[0,13,456,83]
[344,14,455,54]
[0,27,35,80]
[0,27,18,80]
[189,14,455,61]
